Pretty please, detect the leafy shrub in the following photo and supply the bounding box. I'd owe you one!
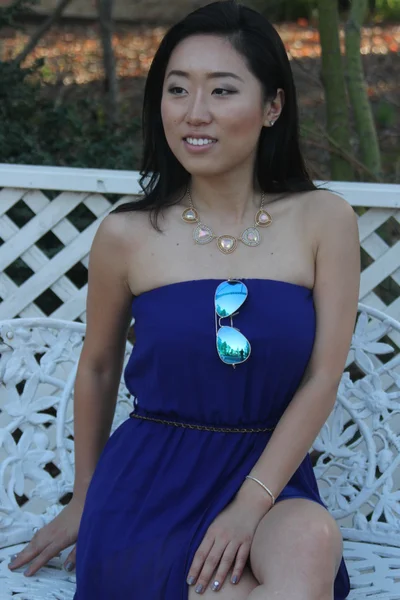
[0,58,142,169]
[245,0,400,21]
[0,0,141,169]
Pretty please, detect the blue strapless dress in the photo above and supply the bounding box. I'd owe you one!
[74,278,350,599]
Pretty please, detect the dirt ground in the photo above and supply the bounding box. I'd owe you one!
[1,19,399,181]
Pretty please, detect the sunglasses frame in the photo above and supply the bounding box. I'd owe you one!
[214,279,251,368]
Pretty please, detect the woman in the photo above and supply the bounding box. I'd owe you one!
[8,2,360,598]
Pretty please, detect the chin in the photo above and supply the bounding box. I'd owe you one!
[184,165,228,178]
[178,157,232,177]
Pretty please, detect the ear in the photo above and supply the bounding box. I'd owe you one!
[263,88,285,127]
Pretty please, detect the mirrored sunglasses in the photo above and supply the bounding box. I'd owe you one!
[214,280,251,367]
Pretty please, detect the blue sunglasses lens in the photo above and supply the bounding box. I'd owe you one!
[216,326,251,365]
[215,280,248,318]
[215,280,251,365]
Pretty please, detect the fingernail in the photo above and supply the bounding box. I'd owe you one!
[231,575,238,584]
[23,568,31,577]
[211,580,220,591]
[187,575,195,585]
[65,562,74,572]
[8,554,18,567]
[195,583,204,593]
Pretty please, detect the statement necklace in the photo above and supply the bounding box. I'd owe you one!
[181,187,273,254]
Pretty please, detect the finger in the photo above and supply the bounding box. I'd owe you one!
[192,541,229,594]
[186,534,215,586]
[8,532,51,570]
[23,542,67,577]
[64,545,77,572]
[230,542,251,585]
[209,541,240,591]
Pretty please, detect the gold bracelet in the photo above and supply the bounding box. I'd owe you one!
[245,475,276,506]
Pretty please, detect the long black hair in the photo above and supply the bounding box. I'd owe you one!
[111,0,318,228]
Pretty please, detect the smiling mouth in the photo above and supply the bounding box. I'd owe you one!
[183,137,218,146]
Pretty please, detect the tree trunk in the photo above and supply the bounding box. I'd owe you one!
[317,0,354,180]
[12,0,73,67]
[96,0,119,126]
[345,0,381,179]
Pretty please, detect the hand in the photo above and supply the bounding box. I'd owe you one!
[7,497,84,577]
[186,486,272,594]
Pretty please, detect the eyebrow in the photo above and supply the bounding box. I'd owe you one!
[166,69,244,83]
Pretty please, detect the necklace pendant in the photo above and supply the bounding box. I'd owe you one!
[217,235,237,254]
[194,223,214,244]
[182,207,199,223]
[241,227,261,247]
[255,209,272,227]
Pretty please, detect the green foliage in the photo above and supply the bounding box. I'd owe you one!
[0,0,141,169]
[244,0,400,20]
[0,58,142,169]
[243,0,316,21]
[374,0,400,20]
[0,0,40,29]
[375,100,397,128]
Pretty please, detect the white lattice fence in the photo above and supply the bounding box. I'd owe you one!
[0,164,399,327]
[0,165,141,323]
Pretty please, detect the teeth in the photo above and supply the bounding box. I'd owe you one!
[185,138,216,146]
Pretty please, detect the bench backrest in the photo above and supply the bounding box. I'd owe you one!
[0,304,399,548]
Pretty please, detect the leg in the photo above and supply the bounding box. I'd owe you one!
[188,564,259,599]
[248,498,343,600]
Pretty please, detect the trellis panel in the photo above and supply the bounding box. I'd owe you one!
[0,165,399,328]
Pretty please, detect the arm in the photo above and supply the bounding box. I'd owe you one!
[236,191,361,513]
[8,212,135,576]
[72,213,134,505]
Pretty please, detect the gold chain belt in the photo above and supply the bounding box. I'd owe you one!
[129,411,275,433]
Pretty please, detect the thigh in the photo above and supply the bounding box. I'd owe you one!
[249,497,343,588]
[188,564,258,599]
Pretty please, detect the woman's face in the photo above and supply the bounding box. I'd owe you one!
[161,34,272,178]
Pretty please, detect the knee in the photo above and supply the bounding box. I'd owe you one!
[297,516,343,571]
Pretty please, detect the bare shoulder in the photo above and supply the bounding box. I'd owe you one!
[303,189,359,249]
[94,211,128,250]
[79,210,145,371]
[304,188,358,226]
[298,189,360,386]
[95,207,140,244]
[93,206,150,258]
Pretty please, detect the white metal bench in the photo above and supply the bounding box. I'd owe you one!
[0,305,399,599]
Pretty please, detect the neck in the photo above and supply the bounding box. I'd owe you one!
[188,171,261,224]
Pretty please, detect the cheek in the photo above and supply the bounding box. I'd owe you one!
[161,101,182,149]
[223,104,264,140]
[161,98,174,132]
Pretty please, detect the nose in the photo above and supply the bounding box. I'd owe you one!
[185,90,212,125]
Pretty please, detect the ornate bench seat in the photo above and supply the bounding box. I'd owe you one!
[0,304,399,598]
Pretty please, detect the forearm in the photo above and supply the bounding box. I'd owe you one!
[72,365,122,504]
[236,375,339,514]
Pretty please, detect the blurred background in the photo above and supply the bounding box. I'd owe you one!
[0,0,399,182]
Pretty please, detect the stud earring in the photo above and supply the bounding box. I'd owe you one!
[269,120,275,126]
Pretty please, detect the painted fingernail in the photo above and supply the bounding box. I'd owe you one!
[195,583,204,593]
[231,575,238,584]
[65,562,75,572]
[187,575,195,585]
[211,580,220,591]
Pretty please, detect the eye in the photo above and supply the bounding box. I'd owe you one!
[213,88,237,96]
[167,86,187,95]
